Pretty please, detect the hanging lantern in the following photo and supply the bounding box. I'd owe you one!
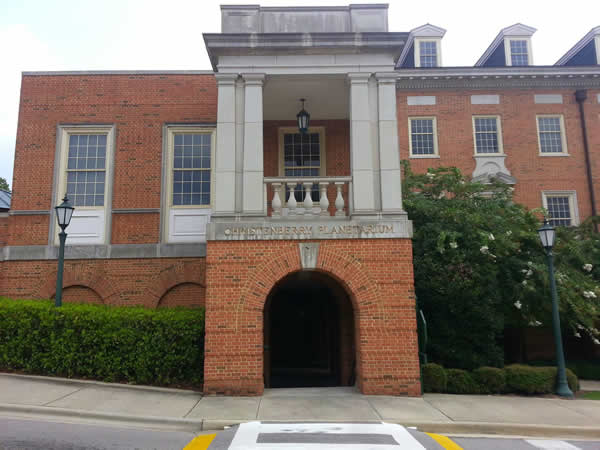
[296,98,310,134]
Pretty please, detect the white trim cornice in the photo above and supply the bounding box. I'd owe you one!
[556,26,600,65]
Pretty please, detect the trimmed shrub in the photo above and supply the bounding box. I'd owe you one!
[569,361,600,381]
[446,368,480,394]
[505,364,579,395]
[0,298,204,386]
[422,363,447,393]
[473,366,506,394]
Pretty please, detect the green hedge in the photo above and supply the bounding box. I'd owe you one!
[422,362,578,395]
[422,363,447,393]
[0,298,205,386]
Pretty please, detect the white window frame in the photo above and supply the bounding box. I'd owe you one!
[415,38,442,68]
[54,125,115,245]
[472,116,504,155]
[278,126,326,177]
[542,191,579,226]
[504,38,533,66]
[595,36,600,64]
[536,115,569,156]
[163,126,216,243]
[408,117,439,158]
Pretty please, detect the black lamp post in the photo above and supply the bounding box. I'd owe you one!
[296,98,310,134]
[54,196,74,307]
[538,218,573,398]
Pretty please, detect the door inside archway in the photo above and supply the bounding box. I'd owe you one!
[264,271,355,389]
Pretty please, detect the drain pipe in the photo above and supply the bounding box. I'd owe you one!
[575,90,598,230]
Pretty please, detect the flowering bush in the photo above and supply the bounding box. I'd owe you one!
[402,162,600,369]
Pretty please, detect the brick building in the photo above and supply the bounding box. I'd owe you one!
[0,4,598,396]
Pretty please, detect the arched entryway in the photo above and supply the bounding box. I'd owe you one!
[263,270,355,389]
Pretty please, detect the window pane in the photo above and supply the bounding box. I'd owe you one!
[410,119,435,155]
[510,40,528,66]
[547,196,572,226]
[419,41,438,68]
[474,118,500,154]
[538,117,563,153]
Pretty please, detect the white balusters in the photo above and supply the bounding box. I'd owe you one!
[271,182,282,217]
[287,183,297,215]
[303,182,313,216]
[334,182,345,217]
[319,182,329,216]
[264,176,351,218]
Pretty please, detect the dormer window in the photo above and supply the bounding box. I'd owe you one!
[418,40,439,67]
[507,39,531,66]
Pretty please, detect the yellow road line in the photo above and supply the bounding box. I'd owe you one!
[426,432,463,450]
[183,434,216,450]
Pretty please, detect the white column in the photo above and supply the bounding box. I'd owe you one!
[214,73,238,216]
[242,73,266,215]
[348,73,377,215]
[376,72,403,213]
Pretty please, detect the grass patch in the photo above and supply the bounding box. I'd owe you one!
[582,391,600,400]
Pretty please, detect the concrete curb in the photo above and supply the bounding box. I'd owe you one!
[0,373,202,395]
[0,403,204,432]
[2,402,600,439]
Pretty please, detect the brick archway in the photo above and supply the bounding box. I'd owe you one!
[203,239,421,396]
[40,263,116,302]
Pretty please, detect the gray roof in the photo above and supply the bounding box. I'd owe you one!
[0,190,11,210]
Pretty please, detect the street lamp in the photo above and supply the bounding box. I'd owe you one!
[54,196,74,307]
[538,218,573,398]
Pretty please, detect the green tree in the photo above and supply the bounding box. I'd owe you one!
[402,162,599,369]
[0,177,8,192]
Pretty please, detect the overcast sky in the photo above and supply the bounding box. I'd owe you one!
[1,0,598,186]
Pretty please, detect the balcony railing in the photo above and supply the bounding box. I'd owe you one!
[264,176,352,218]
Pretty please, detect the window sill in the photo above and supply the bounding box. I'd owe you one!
[410,154,440,159]
[539,153,570,157]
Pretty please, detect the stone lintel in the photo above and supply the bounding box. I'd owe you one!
[207,218,413,241]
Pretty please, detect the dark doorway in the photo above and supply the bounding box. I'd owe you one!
[264,271,355,389]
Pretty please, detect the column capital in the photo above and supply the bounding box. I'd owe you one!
[375,72,399,84]
[214,73,239,85]
[347,72,371,84]
[242,73,266,86]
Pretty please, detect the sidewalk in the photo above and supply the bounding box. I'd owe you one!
[1,373,600,439]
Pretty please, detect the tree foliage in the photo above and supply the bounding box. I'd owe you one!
[402,162,600,369]
[0,177,9,192]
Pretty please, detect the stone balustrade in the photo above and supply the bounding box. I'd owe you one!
[264,176,352,218]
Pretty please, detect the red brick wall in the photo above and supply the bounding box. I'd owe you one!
[0,258,206,307]
[397,89,600,221]
[111,213,160,244]
[203,238,420,396]
[0,216,7,247]
[62,285,103,304]
[10,74,217,245]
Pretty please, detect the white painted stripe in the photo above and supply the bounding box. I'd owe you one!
[407,96,436,106]
[229,422,426,450]
[534,94,563,104]
[526,439,580,449]
[471,94,500,104]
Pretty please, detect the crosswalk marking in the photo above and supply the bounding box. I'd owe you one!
[183,433,216,450]
[525,440,581,449]
[425,432,463,450]
[228,421,426,449]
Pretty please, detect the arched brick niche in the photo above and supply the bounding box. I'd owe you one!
[157,282,205,308]
[60,285,103,305]
[203,238,420,397]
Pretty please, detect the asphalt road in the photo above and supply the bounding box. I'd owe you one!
[0,417,197,450]
[1,417,600,450]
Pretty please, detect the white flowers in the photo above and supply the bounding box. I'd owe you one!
[449,242,458,249]
[506,230,512,236]
[489,233,495,241]
[527,261,533,267]
[583,291,597,299]
[514,301,522,309]
[577,324,584,329]
[594,338,600,345]
[521,269,533,278]
[583,264,593,272]
[574,332,581,338]
[529,320,543,327]
[426,172,436,179]
[522,280,528,286]
[480,246,489,254]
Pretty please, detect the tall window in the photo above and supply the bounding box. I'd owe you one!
[66,134,107,206]
[473,116,503,154]
[509,40,529,66]
[419,41,438,67]
[280,128,324,202]
[537,116,567,155]
[172,133,211,206]
[409,117,438,157]
[543,192,578,227]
